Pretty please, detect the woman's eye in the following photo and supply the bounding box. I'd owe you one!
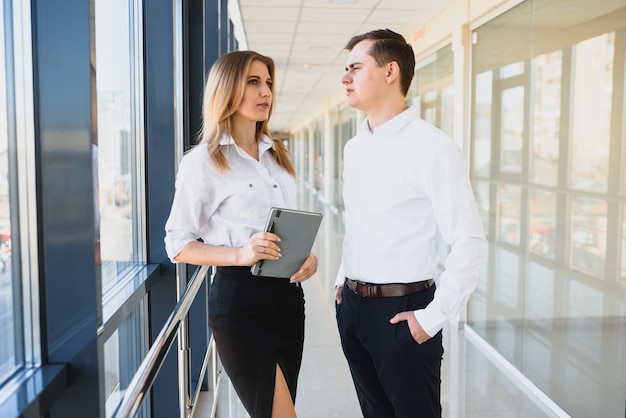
[248,79,259,85]
[266,81,273,88]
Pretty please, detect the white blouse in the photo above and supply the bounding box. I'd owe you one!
[164,135,296,263]
[335,107,487,337]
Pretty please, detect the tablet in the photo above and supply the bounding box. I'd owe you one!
[250,207,323,278]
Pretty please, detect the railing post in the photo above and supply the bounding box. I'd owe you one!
[173,0,189,413]
[176,263,192,417]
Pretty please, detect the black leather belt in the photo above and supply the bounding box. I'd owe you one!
[345,277,434,298]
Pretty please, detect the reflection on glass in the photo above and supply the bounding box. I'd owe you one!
[497,184,521,245]
[302,130,309,182]
[0,2,19,384]
[529,189,556,258]
[412,45,454,137]
[95,0,142,292]
[623,204,626,280]
[571,197,606,277]
[473,71,492,177]
[474,181,490,238]
[500,86,524,174]
[312,120,323,194]
[500,61,524,78]
[441,85,454,137]
[530,51,561,187]
[335,107,355,208]
[570,33,614,193]
[526,261,554,319]
[469,1,626,416]
[495,248,520,309]
[104,299,149,418]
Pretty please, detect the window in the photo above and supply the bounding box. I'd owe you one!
[94,0,145,294]
[0,0,38,387]
[0,0,20,384]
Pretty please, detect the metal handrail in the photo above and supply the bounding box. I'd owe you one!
[113,265,211,418]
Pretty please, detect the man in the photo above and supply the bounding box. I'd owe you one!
[335,29,487,417]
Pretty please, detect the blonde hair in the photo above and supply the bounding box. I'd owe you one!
[199,50,295,176]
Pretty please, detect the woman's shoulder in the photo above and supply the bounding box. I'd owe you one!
[183,142,210,159]
[177,143,216,176]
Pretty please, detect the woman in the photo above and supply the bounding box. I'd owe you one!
[164,50,318,418]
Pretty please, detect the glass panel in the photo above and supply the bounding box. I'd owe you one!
[474,180,490,238]
[622,204,626,280]
[441,85,453,137]
[497,184,521,246]
[312,120,323,194]
[302,130,309,182]
[529,189,556,258]
[94,0,143,293]
[500,62,524,78]
[335,107,354,209]
[469,1,626,416]
[0,0,20,383]
[570,196,606,277]
[500,86,524,174]
[530,51,561,187]
[570,33,613,193]
[104,298,149,418]
[473,71,492,178]
[412,45,454,137]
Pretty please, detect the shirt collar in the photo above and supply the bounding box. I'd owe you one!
[357,106,418,137]
[219,134,275,155]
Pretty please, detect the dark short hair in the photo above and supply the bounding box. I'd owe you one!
[345,29,415,96]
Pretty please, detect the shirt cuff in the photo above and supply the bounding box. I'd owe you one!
[413,303,447,337]
[334,260,345,288]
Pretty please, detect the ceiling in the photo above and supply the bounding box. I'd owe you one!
[233,0,455,134]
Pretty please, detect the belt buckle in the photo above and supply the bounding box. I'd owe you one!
[365,283,377,298]
[347,278,358,295]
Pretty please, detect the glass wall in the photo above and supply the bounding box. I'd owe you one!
[0,0,22,385]
[410,45,454,137]
[94,0,149,415]
[410,45,455,265]
[334,106,355,209]
[312,118,324,195]
[469,1,626,416]
[94,0,145,294]
[103,298,149,418]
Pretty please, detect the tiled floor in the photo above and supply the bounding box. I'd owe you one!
[192,187,568,418]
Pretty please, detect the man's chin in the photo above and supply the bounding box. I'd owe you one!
[346,97,361,110]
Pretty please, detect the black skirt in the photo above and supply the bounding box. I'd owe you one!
[208,266,305,418]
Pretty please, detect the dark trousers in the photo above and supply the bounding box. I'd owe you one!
[336,283,443,418]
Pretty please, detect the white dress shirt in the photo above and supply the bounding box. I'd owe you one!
[165,135,296,262]
[335,107,487,337]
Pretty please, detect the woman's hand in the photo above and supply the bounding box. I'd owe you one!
[237,231,282,266]
[290,252,318,284]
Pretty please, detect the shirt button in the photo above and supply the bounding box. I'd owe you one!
[273,184,278,188]
[249,184,253,187]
